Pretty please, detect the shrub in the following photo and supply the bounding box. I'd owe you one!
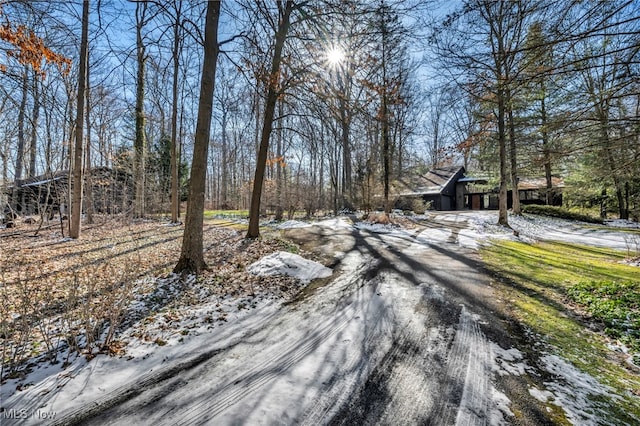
[1,255,141,379]
[567,280,640,352]
[411,198,429,215]
[522,204,602,224]
[365,211,392,224]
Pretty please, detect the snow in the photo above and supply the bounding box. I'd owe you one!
[354,221,401,234]
[315,216,353,229]
[508,214,637,251]
[413,210,640,253]
[3,210,639,424]
[540,354,618,425]
[489,342,624,425]
[276,220,313,229]
[528,386,555,403]
[605,219,640,229]
[1,297,285,425]
[248,251,333,283]
[490,343,528,377]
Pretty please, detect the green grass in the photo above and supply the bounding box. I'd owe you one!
[205,218,248,232]
[204,209,249,219]
[481,240,640,423]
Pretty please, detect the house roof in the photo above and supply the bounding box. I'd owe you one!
[518,177,565,190]
[397,166,465,196]
[6,167,131,192]
[10,170,68,189]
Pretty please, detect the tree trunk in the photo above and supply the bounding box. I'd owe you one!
[381,33,391,215]
[540,87,553,205]
[496,12,509,226]
[382,97,391,215]
[497,82,509,226]
[339,82,351,210]
[84,68,94,224]
[275,100,284,221]
[15,68,28,183]
[507,88,520,215]
[221,106,229,209]
[134,1,147,219]
[170,1,182,223]
[246,1,294,238]
[29,73,40,179]
[69,0,90,239]
[174,0,220,275]
[44,90,53,174]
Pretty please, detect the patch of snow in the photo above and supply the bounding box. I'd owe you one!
[162,221,182,227]
[315,217,352,229]
[248,251,333,283]
[416,228,452,244]
[2,298,284,420]
[276,220,312,230]
[490,343,528,377]
[491,387,515,423]
[540,354,617,425]
[423,283,445,301]
[333,251,346,261]
[529,386,555,403]
[354,221,400,234]
[420,211,640,252]
[621,258,640,267]
[605,219,640,229]
[507,214,634,251]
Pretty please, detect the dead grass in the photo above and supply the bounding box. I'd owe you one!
[363,211,392,225]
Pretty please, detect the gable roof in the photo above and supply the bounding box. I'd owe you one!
[397,166,465,196]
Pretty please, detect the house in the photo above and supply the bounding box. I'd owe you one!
[516,177,564,206]
[5,167,132,217]
[396,166,485,211]
[396,166,564,211]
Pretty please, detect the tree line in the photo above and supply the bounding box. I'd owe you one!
[1,0,638,273]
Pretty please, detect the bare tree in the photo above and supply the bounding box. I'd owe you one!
[69,0,90,239]
[133,1,148,219]
[174,1,220,274]
[431,0,537,225]
[169,0,184,223]
[246,0,295,239]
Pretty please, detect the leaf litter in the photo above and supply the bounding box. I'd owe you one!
[0,217,328,395]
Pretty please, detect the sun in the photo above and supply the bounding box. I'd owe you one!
[326,47,345,66]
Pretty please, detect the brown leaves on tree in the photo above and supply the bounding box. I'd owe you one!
[265,152,286,168]
[0,22,71,78]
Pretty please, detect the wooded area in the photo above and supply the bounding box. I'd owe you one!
[1,0,639,271]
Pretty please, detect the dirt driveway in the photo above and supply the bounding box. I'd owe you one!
[47,216,558,425]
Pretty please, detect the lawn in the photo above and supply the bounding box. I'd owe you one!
[481,240,640,423]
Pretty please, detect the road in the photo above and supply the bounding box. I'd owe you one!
[52,214,556,425]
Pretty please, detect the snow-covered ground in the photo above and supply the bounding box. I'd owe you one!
[416,210,640,253]
[2,210,638,424]
[248,251,333,283]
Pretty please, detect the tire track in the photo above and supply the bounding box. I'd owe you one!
[171,306,357,425]
[430,306,492,426]
[323,280,453,425]
[298,275,396,425]
[66,253,378,425]
[54,218,502,425]
[171,259,381,425]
